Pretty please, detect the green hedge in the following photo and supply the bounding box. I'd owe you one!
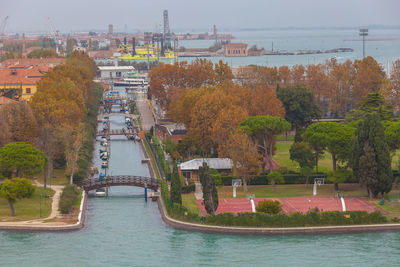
[181,184,195,194]
[221,172,329,186]
[59,184,80,214]
[203,210,387,227]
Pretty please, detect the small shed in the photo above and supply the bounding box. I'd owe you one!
[179,158,233,181]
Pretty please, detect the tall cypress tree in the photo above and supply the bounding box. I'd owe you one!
[170,163,182,204]
[351,113,392,198]
[199,162,218,215]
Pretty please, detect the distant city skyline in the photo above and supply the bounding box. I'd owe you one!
[1,0,400,33]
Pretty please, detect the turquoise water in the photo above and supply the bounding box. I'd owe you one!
[2,90,400,266]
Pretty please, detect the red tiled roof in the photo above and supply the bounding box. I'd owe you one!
[0,58,66,69]
[0,96,18,105]
[0,67,44,85]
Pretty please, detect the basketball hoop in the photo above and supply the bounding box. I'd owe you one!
[232,179,242,198]
[313,178,324,196]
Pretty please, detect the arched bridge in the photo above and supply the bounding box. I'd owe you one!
[98,113,138,121]
[83,176,160,191]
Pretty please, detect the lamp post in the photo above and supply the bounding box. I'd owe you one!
[359,28,368,59]
[39,193,42,218]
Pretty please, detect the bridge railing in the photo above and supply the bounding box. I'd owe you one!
[83,175,159,191]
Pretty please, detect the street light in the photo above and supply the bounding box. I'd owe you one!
[359,28,368,59]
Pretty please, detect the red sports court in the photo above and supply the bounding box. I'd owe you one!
[196,196,379,216]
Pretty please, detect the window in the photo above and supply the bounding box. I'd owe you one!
[25,88,31,94]
[182,171,191,179]
[116,72,122,78]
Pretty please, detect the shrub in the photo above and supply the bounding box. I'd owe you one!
[211,173,222,186]
[181,184,195,194]
[59,184,80,214]
[267,172,285,186]
[256,200,282,214]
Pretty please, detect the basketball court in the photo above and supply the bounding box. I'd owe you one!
[195,196,379,216]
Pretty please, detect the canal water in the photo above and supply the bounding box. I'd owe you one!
[1,89,400,266]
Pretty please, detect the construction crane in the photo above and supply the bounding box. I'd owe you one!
[47,17,60,54]
[0,16,9,61]
[0,16,9,38]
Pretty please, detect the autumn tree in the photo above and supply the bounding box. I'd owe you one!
[211,105,248,150]
[248,85,285,117]
[188,89,233,154]
[0,178,35,216]
[327,60,355,117]
[352,56,387,106]
[219,130,261,191]
[0,103,38,145]
[290,65,306,85]
[351,113,392,198]
[214,60,234,84]
[389,59,400,110]
[306,64,329,108]
[238,116,291,172]
[0,109,12,146]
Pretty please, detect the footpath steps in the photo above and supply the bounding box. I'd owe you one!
[195,182,203,200]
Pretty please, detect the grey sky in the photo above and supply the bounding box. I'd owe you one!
[1,0,400,33]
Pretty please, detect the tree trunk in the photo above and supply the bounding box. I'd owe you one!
[70,160,76,184]
[7,200,15,216]
[332,154,337,172]
[243,179,248,192]
[315,155,319,173]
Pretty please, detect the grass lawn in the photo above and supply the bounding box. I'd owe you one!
[0,186,55,221]
[274,141,334,172]
[182,193,200,216]
[274,141,400,172]
[35,168,69,186]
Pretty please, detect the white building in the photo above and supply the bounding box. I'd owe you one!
[97,66,136,79]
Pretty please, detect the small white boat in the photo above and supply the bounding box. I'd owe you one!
[101,161,108,168]
[95,188,106,197]
[100,152,108,160]
[101,141,108,147]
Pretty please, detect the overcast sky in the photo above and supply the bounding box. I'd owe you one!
[1,0,400,33]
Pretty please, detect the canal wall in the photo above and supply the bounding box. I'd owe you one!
[156,195,400,235]
[0,191,88,232]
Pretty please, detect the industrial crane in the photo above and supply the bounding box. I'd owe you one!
[47,17,60,54]
[0,16,9,38]
[0,16,9,61]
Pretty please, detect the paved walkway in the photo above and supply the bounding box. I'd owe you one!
[136,100,156,131]
[0,183,66,226]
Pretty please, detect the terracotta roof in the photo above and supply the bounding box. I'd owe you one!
[225,43,248,48]
[0,58,66,69]
[0,67,43,85]
[0,96,18,105]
